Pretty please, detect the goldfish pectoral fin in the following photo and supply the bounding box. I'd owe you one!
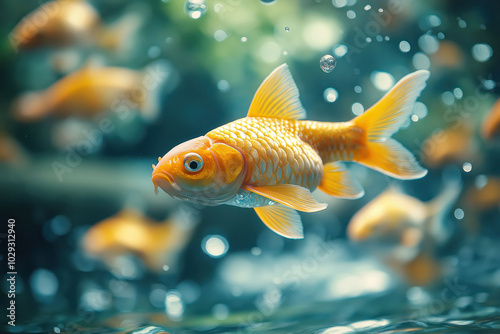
[318,162,364,199]
[244,184,327,212]
[360,139,428,179]
[254,205,303,239]
[246,64,306,120]
[354,70,429,179]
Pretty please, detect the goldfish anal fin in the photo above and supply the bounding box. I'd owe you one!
[244,184,327,212]
[246,64,306,120]
[318,162,365,198]
[353,70,430,180]
[254,205,303,239]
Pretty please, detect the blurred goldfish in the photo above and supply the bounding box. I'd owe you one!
[12,60,171,122]
[481,98,500,141]
[10,0,141,52]
[347,182,461,286]
[82,208,197,272]
[466,177,500,211]
[421,123,477,168]
[153,64,429,239]
[0,133,29,165]
[430,40,464,68]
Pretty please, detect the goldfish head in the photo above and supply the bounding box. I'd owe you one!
[152,136,246,205]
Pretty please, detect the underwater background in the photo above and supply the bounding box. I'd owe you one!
[1,0,500,333]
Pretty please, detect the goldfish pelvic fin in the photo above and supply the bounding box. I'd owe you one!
[318,162,364,199]
[244,184,327,212]
[354,70,430,179]
[254,205,303,239]
[246,64,306,120]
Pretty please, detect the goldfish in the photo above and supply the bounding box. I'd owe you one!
[82,208,196,272]
[9,0,141,52]
[347,183,461,286]
[421,122,477,168]
[466,177,500,211]
[0,133,29,166]
[152,64,430,239]
[481,98,500,141]
[12,60,170,122]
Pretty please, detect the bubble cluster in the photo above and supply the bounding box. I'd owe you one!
[320,54,337,73]
[184,0,207,19]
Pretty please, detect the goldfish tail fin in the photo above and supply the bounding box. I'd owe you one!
[139,60,177,122]
[12,92,50,122]
[96,11,143,52]
[354,70,430,179]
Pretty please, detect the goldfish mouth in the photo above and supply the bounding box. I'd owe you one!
[152,171,181,194]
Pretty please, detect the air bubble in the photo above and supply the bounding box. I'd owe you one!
[399,41,411,53]
[202,235,229,258]
[320,54,337,73]
[463,162,472,173]
[472,43,493,62]
[352,102,364,115]
[454,208,464,220]
[323,88,338,103]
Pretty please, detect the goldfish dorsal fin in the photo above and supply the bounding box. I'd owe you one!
[318,162,365,199]
[244,184,327,212]
[246,64,306,120]
[254,205,303,239]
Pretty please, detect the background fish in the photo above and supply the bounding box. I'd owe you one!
[10,0,142,52]
[347,182,461,286]
[153,64,429,239]
[82,208,197,273]
[12,60,171,122]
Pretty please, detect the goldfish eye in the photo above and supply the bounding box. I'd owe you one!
[184,153,203,172]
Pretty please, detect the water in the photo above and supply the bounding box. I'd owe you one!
[2,0,500,333]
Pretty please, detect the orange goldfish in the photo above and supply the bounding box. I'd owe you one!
[481,98,500,141]
[9,0,141,52]
[421,122,477,168]
[0,133,29,165]
[82,208,196,272]
[347,183,461,286]
[152,64,429,239]
[12,61,169,122]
